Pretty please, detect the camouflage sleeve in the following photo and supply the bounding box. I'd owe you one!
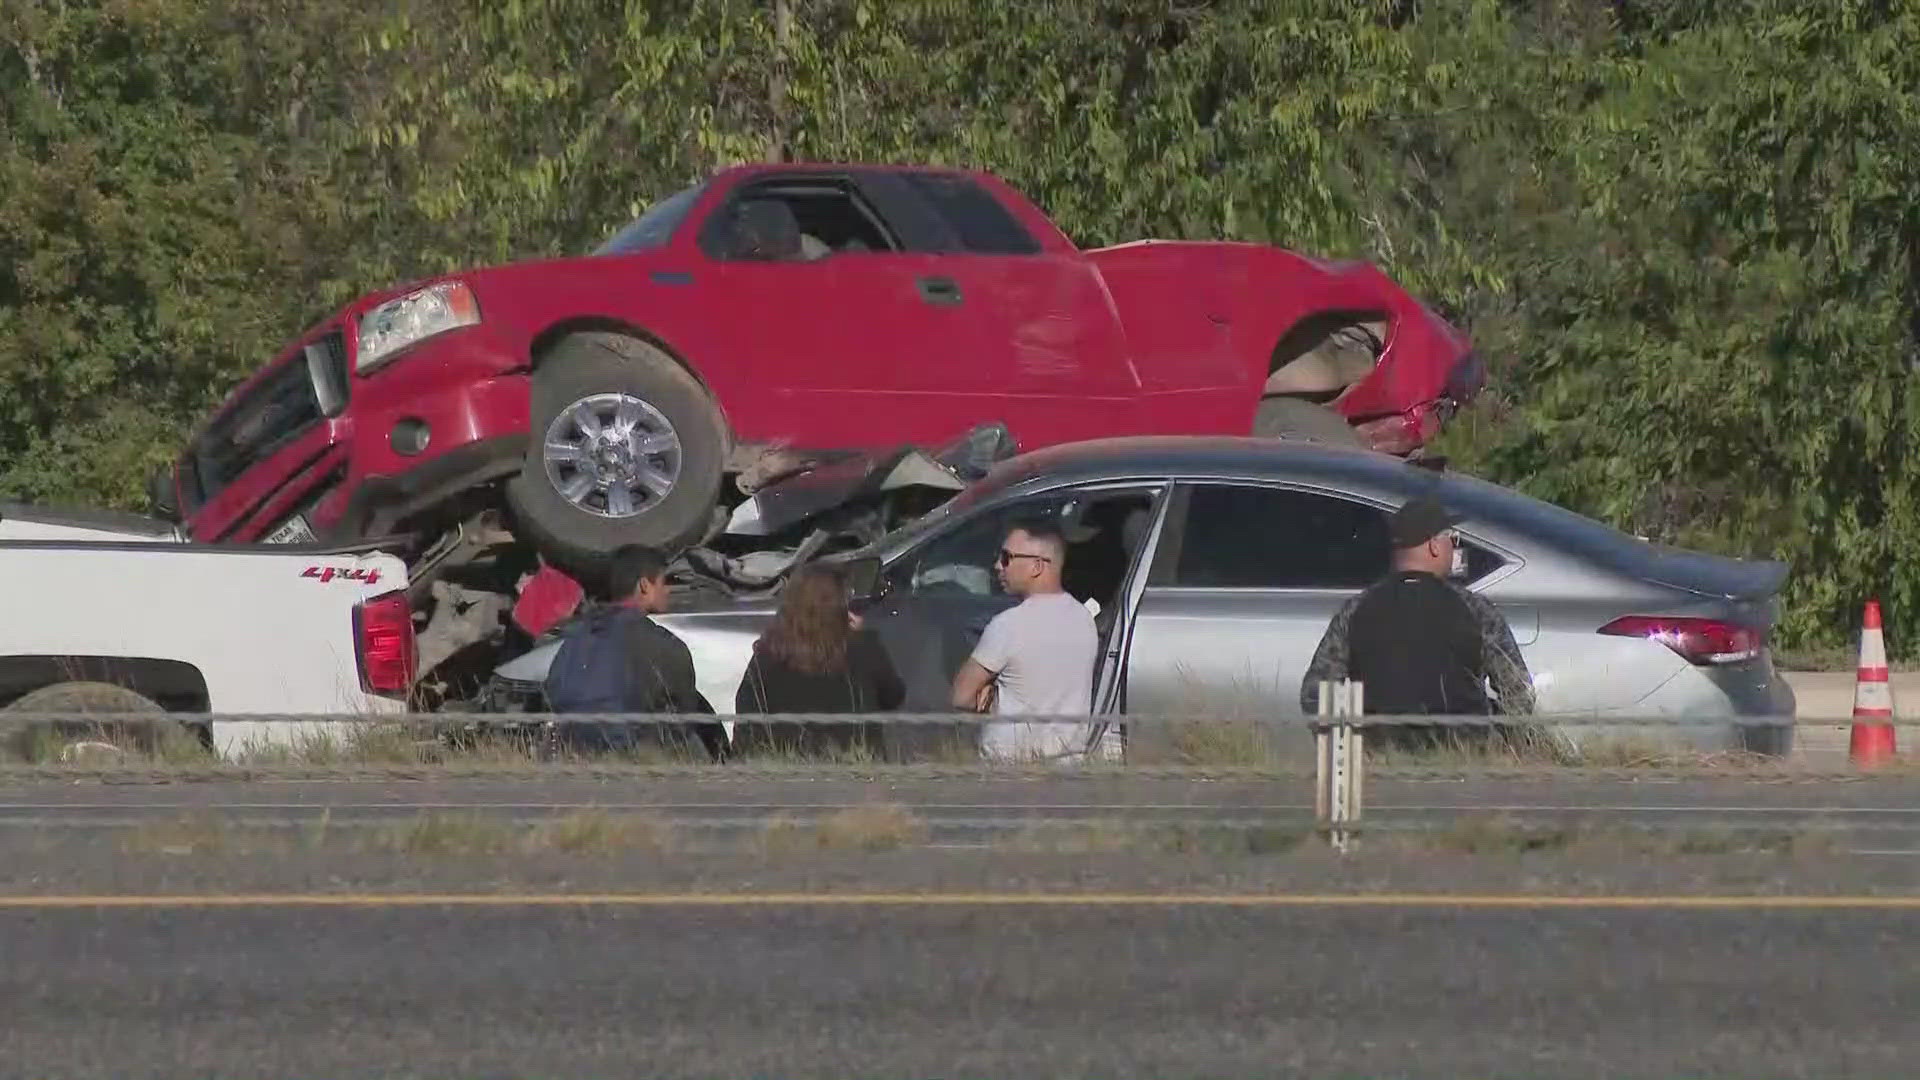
[1459,587,1536,715]
[1299,593,1363,714]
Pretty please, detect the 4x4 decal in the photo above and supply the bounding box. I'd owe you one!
[302,565,381,585]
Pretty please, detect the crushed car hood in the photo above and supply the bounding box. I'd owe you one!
[727,422,1016,538]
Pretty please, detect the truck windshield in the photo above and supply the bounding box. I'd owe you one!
[183,353,326,510]
[593,183,707,255]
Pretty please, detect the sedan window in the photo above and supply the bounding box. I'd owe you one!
[1165,484,1392,590]
[1162,482,1511,590]
[890,486,1162,609]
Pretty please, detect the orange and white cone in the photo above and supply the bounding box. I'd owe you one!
[1850,599,1897,766]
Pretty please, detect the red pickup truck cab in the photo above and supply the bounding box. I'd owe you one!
[151,162,1481,578]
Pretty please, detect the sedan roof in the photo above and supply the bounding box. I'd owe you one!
[967,436,1786,601]
[978,436,1429,492]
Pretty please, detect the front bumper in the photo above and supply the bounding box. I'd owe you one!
[327,431,530,541]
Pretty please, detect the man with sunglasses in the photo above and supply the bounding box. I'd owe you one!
[1299,495,1535,743]
[950,519,1101,760]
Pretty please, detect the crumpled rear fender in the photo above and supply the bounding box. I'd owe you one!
[1246,253,1475,420]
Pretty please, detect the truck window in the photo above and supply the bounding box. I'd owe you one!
[900,174,1042,255]
[700,180,896,261]
[594,182,707,256]
[187,345,329,506]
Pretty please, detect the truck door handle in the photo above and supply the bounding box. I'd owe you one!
[916,276,962,305]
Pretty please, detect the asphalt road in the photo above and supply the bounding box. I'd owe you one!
[8,772,1920,1076]
[5,894,1917,1078]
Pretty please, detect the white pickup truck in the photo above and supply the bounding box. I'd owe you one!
[0,503,414,759]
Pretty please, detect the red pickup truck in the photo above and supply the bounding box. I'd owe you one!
[150,163,1481,581]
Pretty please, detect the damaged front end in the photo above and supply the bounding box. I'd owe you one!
[456,422,1019,717]
[504,422,1018,639]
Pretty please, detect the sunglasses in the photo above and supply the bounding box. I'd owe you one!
[996,549,1051,567]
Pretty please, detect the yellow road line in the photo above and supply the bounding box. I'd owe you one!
[2,893,1920,910]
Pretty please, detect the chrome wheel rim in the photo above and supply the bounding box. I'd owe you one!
[540,392,681,519]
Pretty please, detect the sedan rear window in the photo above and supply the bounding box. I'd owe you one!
[1167,484,1392,589]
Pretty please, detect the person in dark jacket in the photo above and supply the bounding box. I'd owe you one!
[544,544,727,761]
[733,563,905,758]
[1299,496,1535,749]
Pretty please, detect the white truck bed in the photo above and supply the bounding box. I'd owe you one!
[0,530,411,758]
[0,502,184,543]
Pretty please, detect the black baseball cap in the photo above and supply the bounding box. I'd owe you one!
[1389,495,1461,548]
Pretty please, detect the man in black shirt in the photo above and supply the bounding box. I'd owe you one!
[544,544,727,761]
[1299,496,1534,744]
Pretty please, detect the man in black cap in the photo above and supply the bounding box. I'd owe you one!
[1299,495,1534,737]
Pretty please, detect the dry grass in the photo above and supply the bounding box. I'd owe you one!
[731,725,986,767]
[372,812,520,856]
[530,810,676,854]
[1158,718,1285,767]
[998,820,1312,856]
[1362,723,1581,768]
[1355,726,1804,775]
[119,809,682,858]
[1383,815,1845,858]
[104,806,1848,862]
[225,722,729,769]
[755,804,929,853]
[368,810,680,856]
[998,820,1144,854]
[755,813,814,854]
[816,804,929,850]
[122,814,240,856]
[4,720,216,767]
[230,723,537,767]
[1,707,1887,780]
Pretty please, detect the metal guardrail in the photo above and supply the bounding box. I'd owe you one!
[0,710,1828,731]
[0,686,1912,851]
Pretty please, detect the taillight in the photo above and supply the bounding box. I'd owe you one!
[1598,616,1762,665]
[353,590,417,696]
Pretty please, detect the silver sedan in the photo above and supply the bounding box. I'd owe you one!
[489,436,1796,755]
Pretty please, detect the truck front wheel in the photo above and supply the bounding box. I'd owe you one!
[506,332,726,580]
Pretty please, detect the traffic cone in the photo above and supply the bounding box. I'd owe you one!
[1850,599,1897,766]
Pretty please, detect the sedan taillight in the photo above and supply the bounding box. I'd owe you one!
[1598,616,1763,665]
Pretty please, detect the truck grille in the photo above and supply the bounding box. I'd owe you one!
[306,329,351,415]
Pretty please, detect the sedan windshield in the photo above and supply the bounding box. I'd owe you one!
[593,182,707,256]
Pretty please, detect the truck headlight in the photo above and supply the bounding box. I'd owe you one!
[356,280,481,373]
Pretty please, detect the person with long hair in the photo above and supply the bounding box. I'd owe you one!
[733,563,905,757]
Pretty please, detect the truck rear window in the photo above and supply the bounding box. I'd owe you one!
[901,174,1042,255]
[187,346,328,506]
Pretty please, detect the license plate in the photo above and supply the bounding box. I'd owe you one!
[263,514,318,544]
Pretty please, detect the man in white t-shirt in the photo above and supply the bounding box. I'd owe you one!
[950,519,1109,762]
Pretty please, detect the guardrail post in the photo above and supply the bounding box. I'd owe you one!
[1316,680,1364,852]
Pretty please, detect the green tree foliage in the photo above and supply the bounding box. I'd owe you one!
[1,0,1916,652]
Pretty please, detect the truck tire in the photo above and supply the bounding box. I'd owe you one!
[3,681,202,762]
[1252,396,1367,449]
[506,333,726,579]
